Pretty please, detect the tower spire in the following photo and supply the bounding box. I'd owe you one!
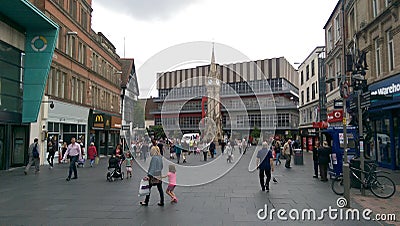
[210,42,217,74]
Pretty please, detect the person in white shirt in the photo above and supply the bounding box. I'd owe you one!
[62,137,82,181]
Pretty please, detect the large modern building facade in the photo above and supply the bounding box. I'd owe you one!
[0,0,58,169]
[153,56,299,141]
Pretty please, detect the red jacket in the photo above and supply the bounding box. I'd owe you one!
[88,146,97,160]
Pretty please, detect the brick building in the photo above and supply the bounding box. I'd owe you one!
[30,0,124,155]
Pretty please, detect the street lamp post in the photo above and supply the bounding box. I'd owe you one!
[341,0,351,208]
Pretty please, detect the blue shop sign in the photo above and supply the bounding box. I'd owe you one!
[369,73,400,108]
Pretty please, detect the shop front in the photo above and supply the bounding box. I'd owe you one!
[300,128,318,153]
[46,99,89,147]
[368,74,400,170]
[89,110,121,156]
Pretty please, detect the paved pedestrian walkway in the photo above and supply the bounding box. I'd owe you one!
[0,146,396,225]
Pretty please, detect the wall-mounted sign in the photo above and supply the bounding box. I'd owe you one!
[93,114,104,128]
[369,73,400,107]
[111,116,122,129]
[334,100,343,109]
[327,110,343,123]
[31,36,48,52]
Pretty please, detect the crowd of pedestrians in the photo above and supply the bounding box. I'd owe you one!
[23,133,334,209]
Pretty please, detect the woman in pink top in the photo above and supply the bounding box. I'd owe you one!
[162,164,178,203]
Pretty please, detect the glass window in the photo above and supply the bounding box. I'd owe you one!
[0,41,23,113]
[372,0,379,17]
[387,30,394,71]
[375,118,391,164]
[335,15,341,42]
[375,38,381,76]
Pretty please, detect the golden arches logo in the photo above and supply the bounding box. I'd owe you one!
[95,115,104,123]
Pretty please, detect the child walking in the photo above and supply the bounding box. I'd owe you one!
[124,152,133,178]
[163,164,178,203]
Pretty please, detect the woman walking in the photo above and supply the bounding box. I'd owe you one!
[140,140,164,206]
[87,142,98,167]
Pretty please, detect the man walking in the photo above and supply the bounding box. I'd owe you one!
[62,137,82,181]
[318,141,332,182]
[24,138,40,175]
[47,136,57,168]
[312,141,320,178]
[283,139,293,168]
[256,142,274,191]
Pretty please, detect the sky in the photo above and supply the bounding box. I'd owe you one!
[91,0,339,97]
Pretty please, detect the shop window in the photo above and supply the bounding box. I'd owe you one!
[375,118,392,164]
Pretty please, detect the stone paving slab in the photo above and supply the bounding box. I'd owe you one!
[0,147,393,225]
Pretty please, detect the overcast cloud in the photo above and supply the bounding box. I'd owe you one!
[95,0,199,21]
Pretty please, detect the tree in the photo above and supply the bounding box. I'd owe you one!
[148,125,166,140]
[251,126,261,144]
[133,100,145,128]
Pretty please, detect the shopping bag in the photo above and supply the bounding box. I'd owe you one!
[138,177,150,196]
[95,156,100,165]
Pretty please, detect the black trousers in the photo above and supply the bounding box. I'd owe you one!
[47,151,55,167]
[285,154,291,168]
[319,163,328,181]
[259,168,271,190]
[203,151,207,161]
[313,160,319,177]
[144,182,164,204]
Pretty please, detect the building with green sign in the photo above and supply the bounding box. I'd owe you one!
[0,0,58,170]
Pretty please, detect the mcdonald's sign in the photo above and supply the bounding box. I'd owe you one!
[93,114,105,128]
[94,115,104,123]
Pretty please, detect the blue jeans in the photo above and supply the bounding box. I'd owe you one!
[275,153,281,165]
[68,155,78,178]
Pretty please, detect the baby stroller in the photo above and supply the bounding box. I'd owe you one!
[77,157,85,167]
[106,155,124,182]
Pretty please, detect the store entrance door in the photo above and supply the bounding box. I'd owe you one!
[11,126,27,167]
[393,112,400,169]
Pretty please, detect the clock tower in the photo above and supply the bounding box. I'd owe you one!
[204,44,223,143]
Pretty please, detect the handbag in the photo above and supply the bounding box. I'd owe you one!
[95,156,100,165]
[149,176,161,185]
[138,177,150,196]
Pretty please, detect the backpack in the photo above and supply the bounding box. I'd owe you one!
[32,143,39,158]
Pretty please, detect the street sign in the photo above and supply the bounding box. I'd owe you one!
[350,95,358,111]
[122,125,130,130]
[334,100,343,109]
[360,91,371,108]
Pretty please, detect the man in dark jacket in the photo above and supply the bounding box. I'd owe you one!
[318,141,332,181]
[47,136,57,168]
[209,141,216,158]
[256,142,274,191]
[312,141,319,178]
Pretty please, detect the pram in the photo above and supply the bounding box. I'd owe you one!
[106,156,124,182]
[77,157,85,167]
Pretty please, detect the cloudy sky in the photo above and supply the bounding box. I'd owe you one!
[91,0,339,97]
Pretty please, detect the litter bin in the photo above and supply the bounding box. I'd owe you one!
[294,149,303,165]
[349,158,375,188]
